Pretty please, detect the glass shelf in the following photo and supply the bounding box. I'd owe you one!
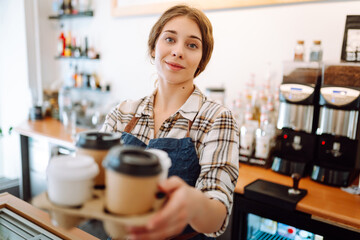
[49,10,94,19]
[55,55,100,60]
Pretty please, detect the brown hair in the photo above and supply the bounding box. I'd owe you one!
[148,4,214,78]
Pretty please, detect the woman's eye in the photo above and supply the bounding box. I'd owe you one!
[165,37,174,43]
[188,43,198,49]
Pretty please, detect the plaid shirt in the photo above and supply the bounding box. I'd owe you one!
[101,85,239,237]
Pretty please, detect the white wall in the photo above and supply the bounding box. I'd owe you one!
[38,0,360,107]
[0,0,31,178]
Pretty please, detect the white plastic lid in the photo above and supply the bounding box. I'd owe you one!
[146,149,172,170]
[47,155,99,181]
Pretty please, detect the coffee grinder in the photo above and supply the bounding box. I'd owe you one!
[311,62,360,187]
[272,61,322,176]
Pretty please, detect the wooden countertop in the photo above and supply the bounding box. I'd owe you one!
[236,164,360,231]
[0,192,98,240]
[14,118,86,149]
[14,119,360,232]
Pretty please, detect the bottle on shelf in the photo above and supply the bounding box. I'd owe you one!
[57,31,66,56]
[64,0,72,15]
[83,36,89,57]
[255,106,275,159]
[72,36,82,58]
[294,40,305,62]
[78,0,90,12]
[240,121,257,157]
[244,73,255,105]
[71,0,79,14]
[58,0,65,15]
[309,40,323,62]
[64,31,72,57]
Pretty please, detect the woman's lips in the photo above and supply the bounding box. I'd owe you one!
[166,61,185,71]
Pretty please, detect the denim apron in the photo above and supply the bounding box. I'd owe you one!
[121,116,215,240]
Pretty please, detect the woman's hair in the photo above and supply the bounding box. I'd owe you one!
[148,4,214,78]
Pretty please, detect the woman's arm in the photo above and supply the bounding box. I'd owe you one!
[127,176,226,240]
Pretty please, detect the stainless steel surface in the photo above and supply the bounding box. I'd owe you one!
[277,102,314,133]
[280,83,314,102]
[317,107,359,139]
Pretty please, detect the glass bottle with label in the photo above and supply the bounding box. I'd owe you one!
[240,122,257,157]
[309,40,323,62]
[294,40,305,61]
[255,106,272,159]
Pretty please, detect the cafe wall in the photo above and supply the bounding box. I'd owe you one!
[0,0,30,178]
[38,0,360,107]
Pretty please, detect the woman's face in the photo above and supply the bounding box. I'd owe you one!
[153,16,203,87]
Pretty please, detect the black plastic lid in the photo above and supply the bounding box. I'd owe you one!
[103,146,162,177]
[75,131,122,150]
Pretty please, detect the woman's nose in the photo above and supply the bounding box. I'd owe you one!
[171,44,183,59]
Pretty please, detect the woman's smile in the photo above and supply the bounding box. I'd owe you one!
[165,61,185,71]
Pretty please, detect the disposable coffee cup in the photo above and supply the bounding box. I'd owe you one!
[103,146,162,215]
[46,155,99,207]
[76,131,121,187]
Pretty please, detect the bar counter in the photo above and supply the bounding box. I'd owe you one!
[235,164,360,231]
[15,118,360,238]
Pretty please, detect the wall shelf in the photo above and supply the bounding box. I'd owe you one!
[55,55,100,60]
[49,10,94,20]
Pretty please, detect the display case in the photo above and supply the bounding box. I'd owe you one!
[232,193,360,240]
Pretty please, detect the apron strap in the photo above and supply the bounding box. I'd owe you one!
[186,119,193,138]
[124,116,139,133]
[171,231,199,240]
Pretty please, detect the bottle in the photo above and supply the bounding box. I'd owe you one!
[309,40,323,62]
[57,32,66,56]
[84,36,89,57]
[73,65,81,87]
[71,0,79,14]
[245,73,255,105]
[240,121,258,157]
[58,87,72,123]
[64,31,72,57]
[294,40,305,61]
[64,0,72,15]
[255,107,272,159]
[58,0,65,15]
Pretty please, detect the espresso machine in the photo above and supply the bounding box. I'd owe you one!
[272,61,322,176]
[311,62,360,187]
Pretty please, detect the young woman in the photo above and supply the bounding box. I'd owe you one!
[101,5,239,240]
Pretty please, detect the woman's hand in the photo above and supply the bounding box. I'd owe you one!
[126,176,197,240]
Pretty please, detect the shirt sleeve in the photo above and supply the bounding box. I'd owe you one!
[100,105,119,133]
[195,109,240,237]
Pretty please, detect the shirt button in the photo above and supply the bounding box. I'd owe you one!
[164,123,169,128]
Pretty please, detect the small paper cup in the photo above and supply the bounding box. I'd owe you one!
[47,155,99,207]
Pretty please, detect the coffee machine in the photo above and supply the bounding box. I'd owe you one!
[272,61,322,176]
[311,62,360,187]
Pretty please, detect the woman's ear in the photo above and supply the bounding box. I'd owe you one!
[151,49,155,58]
